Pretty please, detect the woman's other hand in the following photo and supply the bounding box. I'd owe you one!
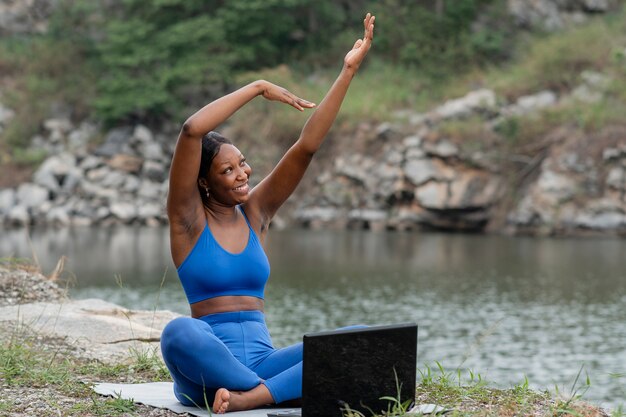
[344,13,375,72]
[259,81,316,112]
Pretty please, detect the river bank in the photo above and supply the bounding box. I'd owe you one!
[0,261,615,416]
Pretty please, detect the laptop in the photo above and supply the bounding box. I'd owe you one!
[269,323,418,417]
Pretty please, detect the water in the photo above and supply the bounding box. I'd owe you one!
[1,226,625,410]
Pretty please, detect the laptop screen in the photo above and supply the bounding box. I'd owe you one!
[302,323,417,417]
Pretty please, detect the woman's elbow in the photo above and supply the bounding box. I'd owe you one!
[180,119,202,139]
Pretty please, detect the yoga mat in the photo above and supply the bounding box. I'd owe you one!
[93,382,297,417]
[93,382,450,416]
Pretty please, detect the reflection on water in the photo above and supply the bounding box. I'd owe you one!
[1,226,625,409]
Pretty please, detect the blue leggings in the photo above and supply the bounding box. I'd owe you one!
[160,311,302,406]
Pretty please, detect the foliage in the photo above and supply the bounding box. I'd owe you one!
[0,0,512,130]
[370,0,511,77]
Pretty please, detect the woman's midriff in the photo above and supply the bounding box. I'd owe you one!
[190,295,265,318]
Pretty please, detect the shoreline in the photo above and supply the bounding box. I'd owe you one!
[0,262,614,416]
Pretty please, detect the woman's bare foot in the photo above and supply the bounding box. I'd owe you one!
[212,384,273,414]
[213,388,231,414]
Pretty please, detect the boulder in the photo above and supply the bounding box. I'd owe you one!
[46,206,71,226]
[535,170,578,203]
[132,124,154,144]
[110,202,137,222]
[415,182,448,210]
[67,122,97,151]
[94,126,133,157]
[423,139,459,158]
[6,205,29,226]
[606,166,625,191]
[0,299,181,364]
[508,91,557,115]
[431,89,496,120]
[404,159,440,186]
[32,153,78,192]
[137,179,163,200]
[141,160,167,183]
[0,103,15,125]
[107,154,143,174]
[16,183,49,208]
[0,188,16,214]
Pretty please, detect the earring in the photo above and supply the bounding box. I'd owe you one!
[205,188,210,199]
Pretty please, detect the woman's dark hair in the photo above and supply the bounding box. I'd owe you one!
[198,131,232,207]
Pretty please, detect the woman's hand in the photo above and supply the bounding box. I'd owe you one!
[344,13,375,72]
[259,80,316,112]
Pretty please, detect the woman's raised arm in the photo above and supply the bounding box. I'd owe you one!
[167,80,314,228]
[248,13,376,225]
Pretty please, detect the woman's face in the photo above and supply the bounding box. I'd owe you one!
[206,144,252,205]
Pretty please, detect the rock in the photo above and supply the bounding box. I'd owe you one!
[431,89,496,120]
[32,153,78,192]
[508,90,557,115]
[334,155,373,185]
[43,118,72,135]
[603,146,626,161]
[582,0,609,12]
[99,170,126,189]
[406,147,426,160]
[79,155,103,171]
[447,173,500,209]
[67,122,97,151]
[508,0,562,29]
[295,206,343,224]
[122,175,141,194]
[96,206,111,220]
[403,135,423,149]
[404,159,440,186]
[93,126,133,157]
[0,0,56,34]
[107,154,143,174]
[46,206,71,225]
[137,201,162,219]
[0,103,15,125]
[132,124,153,144]
[606,166,625,190]
[415,182,448,209]
[137,179,162,200]
[423,139,459,158]
[0,188,16,214]
[0,298,180,364]
[536,170,577,203]
[382,144,404,165]
[140,141,165,161]
[375,122,395,139]
[79,179,118,201]
[575,211,626,230]
[16,183,49,208]
[110,202,137,222]
[141,160,167,182]
[6,205,29,225]
[347,209,387,230]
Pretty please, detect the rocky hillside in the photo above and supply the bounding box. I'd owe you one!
[0,0,624,236]
[0,77,624,236]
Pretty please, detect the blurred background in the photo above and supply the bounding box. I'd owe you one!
[0,0,625,410]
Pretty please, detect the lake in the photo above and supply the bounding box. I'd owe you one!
[1,226,625,410]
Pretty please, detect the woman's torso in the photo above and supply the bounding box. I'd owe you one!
[171,205,270,317]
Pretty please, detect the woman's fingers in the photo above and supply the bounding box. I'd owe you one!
[283,91,315,111]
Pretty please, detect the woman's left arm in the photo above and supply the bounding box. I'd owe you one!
[249,13,375,225]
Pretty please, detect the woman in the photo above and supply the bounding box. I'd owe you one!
[161,13,375,414]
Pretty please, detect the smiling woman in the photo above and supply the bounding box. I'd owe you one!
[161,12,376,414]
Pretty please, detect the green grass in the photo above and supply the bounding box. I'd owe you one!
[0,316,170,416]
[338,362,610,417]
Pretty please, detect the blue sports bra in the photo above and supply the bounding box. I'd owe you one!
[176,206,270,304]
